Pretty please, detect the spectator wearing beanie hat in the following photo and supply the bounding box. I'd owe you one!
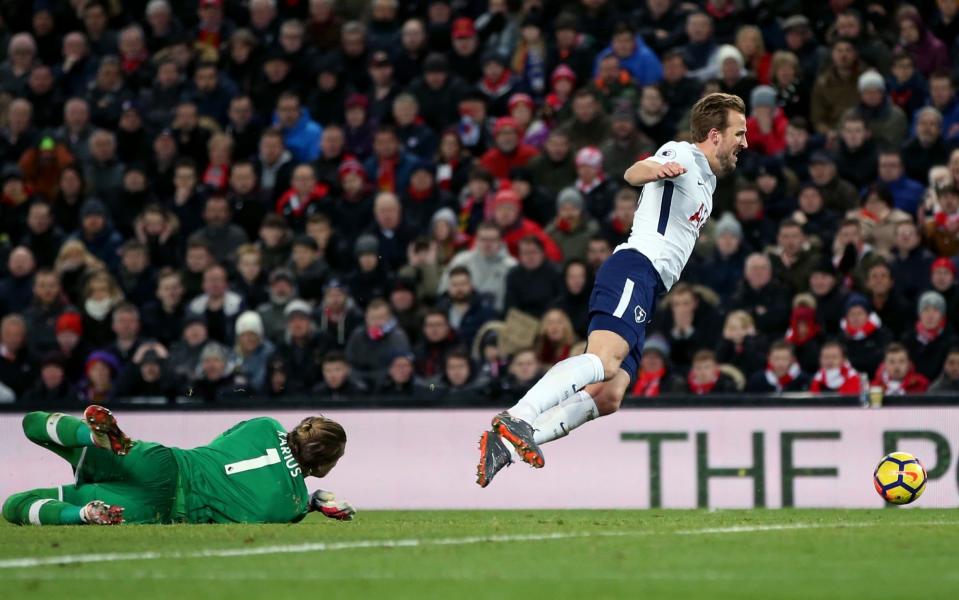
[230,310,274,394]
[746,85,788,156]
[903,290,958,381]
[53,311,89,384]
[448,17,483,83]
[631,334,684,397]
[113,345,180,402]
[573,145,615,222]
[599,104,656,184]
[544,187,600,262]
[546,12,592,85]
[76,198,123,272]
[840,293,892,375]
[332,156,374,240]
[272,299,332,394]
[80,350,121,404]
[408,52,467,131]
[477,50,521,117]
[491,188,563,263]
[401,161,455,233]
[695,213,748,305]
[348,233,393,309]
[846,70,908,148]
[545,64,576,121]
[479,116,539,179]
[507,93,550,149]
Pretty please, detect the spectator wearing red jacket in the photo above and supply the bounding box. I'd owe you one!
[872,342,929,395]
[479,117,538,179]
[746,85,787,156]
[809,340,862,395]
[275,163,331,232]
[491,188,562,263]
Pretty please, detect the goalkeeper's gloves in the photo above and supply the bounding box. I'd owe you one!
[309,489,355,521]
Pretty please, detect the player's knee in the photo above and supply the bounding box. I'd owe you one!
[597,354,624,381]
[594,393,621,416]
[22,412,48,439]
[2,492,28,524]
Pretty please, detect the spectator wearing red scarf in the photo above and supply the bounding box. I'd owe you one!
[809,340,862,395]
[477,50,520,117]
[685,350,739,395]
[745,340,810,393]
[275,164,331,232]
[601,187,639,248]
[573,146,614,221]
[479,117,539,179]
[363,125,421,195]
[491,189,562,263]
[401,162,454,232]
[873,343,929,395]
[746,85,787,156]
[903,291,958,380]
[631,335,683,397]
[840,293,892,375]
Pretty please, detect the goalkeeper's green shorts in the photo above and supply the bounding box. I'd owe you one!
[63,441,180,524]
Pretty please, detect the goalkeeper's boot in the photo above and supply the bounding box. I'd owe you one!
[491,411,544,469]
[83,405,134,456]
[80,500,124,525]
[476,430,513,488]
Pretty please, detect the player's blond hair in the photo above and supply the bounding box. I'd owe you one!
[287,416,346,477]
[689,92,746,142]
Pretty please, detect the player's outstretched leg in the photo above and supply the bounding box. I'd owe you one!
[83,405,133,455]
[22,411,98,460]
[530,390,599,445]
[2,488,123,525]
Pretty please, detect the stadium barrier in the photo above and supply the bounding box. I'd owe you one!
[3,402,959,510]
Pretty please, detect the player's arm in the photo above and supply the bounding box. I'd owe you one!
[309,489,355,521]
[623,158,687,186]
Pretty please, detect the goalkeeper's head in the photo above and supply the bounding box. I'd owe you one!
[287,416,346,478]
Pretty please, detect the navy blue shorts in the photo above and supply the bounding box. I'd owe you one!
[587,249,665,382]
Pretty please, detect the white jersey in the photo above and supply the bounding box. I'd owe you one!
[615,141,715,290]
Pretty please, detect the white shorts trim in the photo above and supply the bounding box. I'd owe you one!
[612,278,635,319]
[28,499,54,525]
[46,413,64,446]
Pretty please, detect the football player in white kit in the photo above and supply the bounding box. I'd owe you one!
[477,93,748,486]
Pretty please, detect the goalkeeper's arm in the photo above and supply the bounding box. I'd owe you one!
[309,490,355,521]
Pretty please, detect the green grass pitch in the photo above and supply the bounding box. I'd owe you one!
[2,509,958,599]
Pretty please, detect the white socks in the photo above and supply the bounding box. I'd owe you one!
[500,390,599,463]
[532,391,598,444]
[507,353,605,424]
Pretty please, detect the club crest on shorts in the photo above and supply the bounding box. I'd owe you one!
[634,305,647,324]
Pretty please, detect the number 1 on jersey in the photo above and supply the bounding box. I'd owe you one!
[225,448,281,475]
[657,181,674,235]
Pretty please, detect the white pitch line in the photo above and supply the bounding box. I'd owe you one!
[0,531,640,570]
[2,520,957,571]
[676,520,959,536]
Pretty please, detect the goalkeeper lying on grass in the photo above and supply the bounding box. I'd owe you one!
[2,406,355,525]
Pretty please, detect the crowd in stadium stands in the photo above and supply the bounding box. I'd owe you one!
[1,0,959,408]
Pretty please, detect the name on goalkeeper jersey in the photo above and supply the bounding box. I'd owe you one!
[277,430,302,478]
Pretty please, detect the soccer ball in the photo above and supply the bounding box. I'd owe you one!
[873,452,927,505]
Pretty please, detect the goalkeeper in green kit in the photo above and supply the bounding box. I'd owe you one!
[2,406,355,525]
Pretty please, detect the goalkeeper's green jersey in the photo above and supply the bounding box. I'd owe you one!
[170,417,310,524]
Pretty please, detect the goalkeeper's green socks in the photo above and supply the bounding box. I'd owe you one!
[1,489,84,525]
[22,411,95,448]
